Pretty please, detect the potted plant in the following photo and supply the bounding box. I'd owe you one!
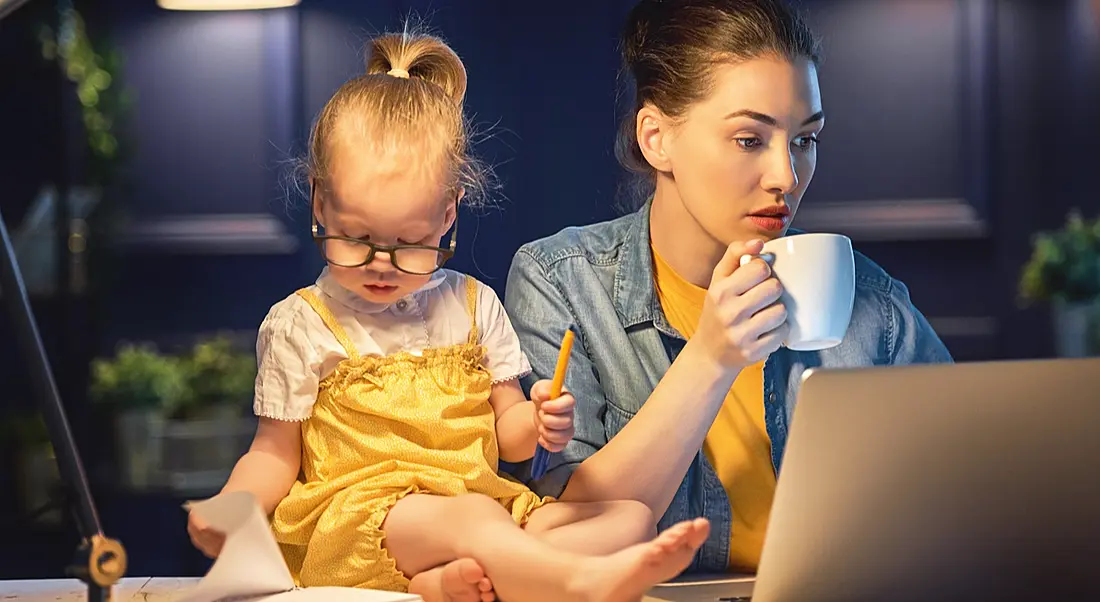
[89,343,185,489]
[175,334,256,421]
[1018,210,1100,357]
[159,334,257,493]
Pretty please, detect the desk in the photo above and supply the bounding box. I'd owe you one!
[0,578,198,601]
[0,576,755,602]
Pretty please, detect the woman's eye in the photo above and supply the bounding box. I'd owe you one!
[735,137,763,150]
[794,135,820,150]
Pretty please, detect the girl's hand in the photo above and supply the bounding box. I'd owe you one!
[529,380,576,452]
[187,510,226,559]
[693,239,789,371]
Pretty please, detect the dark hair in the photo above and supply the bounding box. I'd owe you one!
[615,0,822,206]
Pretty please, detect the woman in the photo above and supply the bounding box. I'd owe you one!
[504,0,953,575]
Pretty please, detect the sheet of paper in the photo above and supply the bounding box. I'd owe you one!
[259,587,419,602]
[176,491,418,602]
[176,491,297,602]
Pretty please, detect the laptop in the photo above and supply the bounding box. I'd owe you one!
[646,356,1100,602]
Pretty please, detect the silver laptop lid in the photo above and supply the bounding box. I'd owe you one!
[752,357,1100,602]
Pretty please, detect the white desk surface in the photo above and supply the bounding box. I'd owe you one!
[0,576,754,602]
[0,577,198,601]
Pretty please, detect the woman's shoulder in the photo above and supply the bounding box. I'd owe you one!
[852,250,894,294]
[846,247,951,364]
[514,211,641,270]
[851,249,914,311]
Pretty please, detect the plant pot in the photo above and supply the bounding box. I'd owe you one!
[160,403,255,495]
[114,408,166,491]
[1052,302,1095,358]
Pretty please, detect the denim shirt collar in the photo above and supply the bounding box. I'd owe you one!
[612,201,663,329]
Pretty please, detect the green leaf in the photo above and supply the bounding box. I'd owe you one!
[88,69,112,91]
[176,334,257,417]
[1018,210,1100,305]
[77,82,99,107]
[89,343,187,411]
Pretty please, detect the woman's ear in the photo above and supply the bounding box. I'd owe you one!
[636,104,673,174]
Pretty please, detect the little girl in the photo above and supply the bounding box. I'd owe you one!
[187,27,708,602]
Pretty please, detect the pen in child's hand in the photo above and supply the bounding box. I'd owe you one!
[531,326,575,480]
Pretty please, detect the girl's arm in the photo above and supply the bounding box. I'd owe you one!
[489,379,540,463]
[190,294,321,557]
[473,277,561,463]
[224,295,322,514]
[220,417,303,516]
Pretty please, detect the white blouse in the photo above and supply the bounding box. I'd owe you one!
[252,267,532,422]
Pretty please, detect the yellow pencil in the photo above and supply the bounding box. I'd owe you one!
[532,326,575,479]
[549,328,575,399]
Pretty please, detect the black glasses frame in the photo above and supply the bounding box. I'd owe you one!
[309,183,458,276]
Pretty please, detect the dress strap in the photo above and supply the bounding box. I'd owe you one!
[295,288,360,360]
[465,275,479,346]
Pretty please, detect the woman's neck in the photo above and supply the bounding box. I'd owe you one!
[649,177,728,289]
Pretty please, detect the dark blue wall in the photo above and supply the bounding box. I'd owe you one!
[91,0,1099,362]
[101,0,635,345]
[5,0,1097,386]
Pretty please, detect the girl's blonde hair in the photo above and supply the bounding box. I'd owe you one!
[305,28,489,205]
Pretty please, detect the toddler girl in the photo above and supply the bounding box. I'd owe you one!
[187,28,708,602]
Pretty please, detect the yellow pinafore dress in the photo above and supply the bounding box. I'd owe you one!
[270,277,551,592]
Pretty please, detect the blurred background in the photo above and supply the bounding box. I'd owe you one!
[1,0,1098,581]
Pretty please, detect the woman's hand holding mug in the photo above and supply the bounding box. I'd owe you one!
[695,239,790,371]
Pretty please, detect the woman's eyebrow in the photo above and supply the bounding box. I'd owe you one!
[723,109,825,127]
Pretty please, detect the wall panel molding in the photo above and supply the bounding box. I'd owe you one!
[927,315,998,338]
[794,198,987,241]
[121,213,298,254]
[120,8,306,257]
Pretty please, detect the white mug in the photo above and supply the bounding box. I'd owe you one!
[739,233,856,351]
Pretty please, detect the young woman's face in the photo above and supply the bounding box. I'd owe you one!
[314,148,456,305]
[662,55,823,245]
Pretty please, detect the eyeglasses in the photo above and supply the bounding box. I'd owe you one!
[310,185,457,276]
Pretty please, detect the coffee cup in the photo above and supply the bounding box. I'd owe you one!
[739,233,855,351]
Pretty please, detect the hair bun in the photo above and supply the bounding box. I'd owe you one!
[366,31,467,105]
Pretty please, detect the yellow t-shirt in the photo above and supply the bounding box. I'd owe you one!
[652,244,776,571]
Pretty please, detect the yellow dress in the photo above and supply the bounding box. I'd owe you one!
[270,276,551,591]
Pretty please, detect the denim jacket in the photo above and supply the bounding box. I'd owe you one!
[502,203,953,572]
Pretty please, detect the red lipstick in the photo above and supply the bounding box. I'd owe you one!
[746,205,791,232]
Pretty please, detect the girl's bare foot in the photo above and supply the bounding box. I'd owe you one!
[571,518,711,602]
[408,558,495,602]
